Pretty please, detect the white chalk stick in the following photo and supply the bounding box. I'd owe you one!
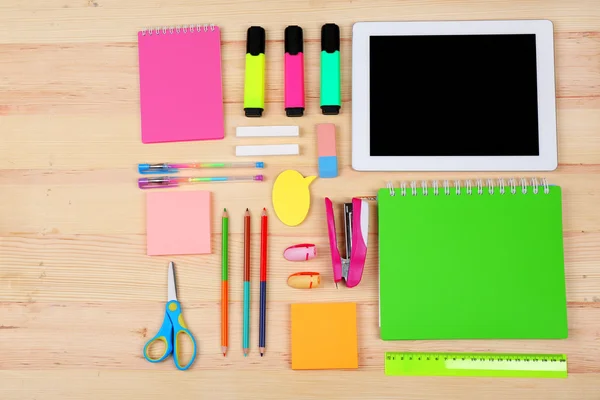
[236,144,300,157]
[236,126,299,137]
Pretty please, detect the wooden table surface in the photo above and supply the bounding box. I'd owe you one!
[1,0,600,399]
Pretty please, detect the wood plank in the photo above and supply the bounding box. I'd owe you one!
[0,302,598,371]
[0,32,599,116]
[1,106,600,168]
[0,231,599,302]
[1,370,598,400]
[1,0,600,44]
[1,171,600,235]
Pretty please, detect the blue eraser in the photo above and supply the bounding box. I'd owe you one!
[256,162,265,168]
[318,156,338,178]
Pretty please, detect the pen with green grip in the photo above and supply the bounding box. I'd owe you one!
[320,23,341,115]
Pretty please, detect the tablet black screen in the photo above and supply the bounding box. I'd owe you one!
[369,34,540,157]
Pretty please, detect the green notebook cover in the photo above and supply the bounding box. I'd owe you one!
[378,182,568,340]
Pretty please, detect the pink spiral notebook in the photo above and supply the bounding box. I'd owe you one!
[138,24,224,143]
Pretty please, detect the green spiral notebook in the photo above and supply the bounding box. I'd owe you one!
[378,179,568,340]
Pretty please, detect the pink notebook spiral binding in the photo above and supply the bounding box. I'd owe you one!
[138,24,224,143]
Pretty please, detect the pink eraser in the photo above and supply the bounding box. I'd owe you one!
[317,124,336,157]
[284,244,317,261]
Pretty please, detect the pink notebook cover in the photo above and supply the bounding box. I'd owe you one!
[138,25,224,143]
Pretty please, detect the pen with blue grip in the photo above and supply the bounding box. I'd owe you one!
[138,161,264,174]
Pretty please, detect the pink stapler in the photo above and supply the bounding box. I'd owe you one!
[325,197,369,288]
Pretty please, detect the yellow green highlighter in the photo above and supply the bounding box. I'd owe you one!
[143,262,197,371]
[244,26,266,117]
[320,23,341,115]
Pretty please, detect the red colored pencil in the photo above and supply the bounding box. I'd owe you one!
[259,208,268,356]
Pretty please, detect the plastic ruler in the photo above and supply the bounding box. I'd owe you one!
[384,352,567,378]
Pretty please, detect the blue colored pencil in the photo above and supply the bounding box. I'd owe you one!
[259,208,268,356]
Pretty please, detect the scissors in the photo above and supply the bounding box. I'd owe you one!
[143,262,197,370]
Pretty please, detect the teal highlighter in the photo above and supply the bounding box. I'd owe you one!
[320,24,341,115]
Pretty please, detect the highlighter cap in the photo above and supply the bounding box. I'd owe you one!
[285,26,303,55]
[246,26,265,55]
[284,244,317,261]
[321,23,340,53]
[287,272,320,289]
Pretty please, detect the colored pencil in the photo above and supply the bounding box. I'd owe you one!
[243,209,251,356]
[259,208,268,356]
[221,208,229,357]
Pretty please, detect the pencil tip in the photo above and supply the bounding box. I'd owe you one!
[223,353,226,357]
[246,208,249,211]
[224,208,226,211]
[260,353,264,357]
[244,353,247,357]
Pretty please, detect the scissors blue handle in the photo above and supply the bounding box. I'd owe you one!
[143,300,197,371]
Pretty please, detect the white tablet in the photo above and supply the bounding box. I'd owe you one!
[352,20,558,171]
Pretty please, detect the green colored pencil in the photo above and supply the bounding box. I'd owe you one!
[221,208,229,357]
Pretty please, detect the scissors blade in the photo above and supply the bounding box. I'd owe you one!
[167,261,178,301]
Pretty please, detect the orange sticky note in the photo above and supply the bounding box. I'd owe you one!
[291,302,358,370]
[146,191,211,256]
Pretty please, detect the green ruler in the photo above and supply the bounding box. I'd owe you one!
[385,352,567,378]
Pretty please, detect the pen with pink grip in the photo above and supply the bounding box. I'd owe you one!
[138,175,264,189]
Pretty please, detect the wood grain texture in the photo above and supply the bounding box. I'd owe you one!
[1,0,599,399]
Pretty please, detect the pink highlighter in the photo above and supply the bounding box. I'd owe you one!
[284,25,305,117]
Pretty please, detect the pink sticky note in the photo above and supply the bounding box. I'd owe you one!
[146,191,211,256]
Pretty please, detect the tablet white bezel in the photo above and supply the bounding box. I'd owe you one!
[352,20,557,171]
